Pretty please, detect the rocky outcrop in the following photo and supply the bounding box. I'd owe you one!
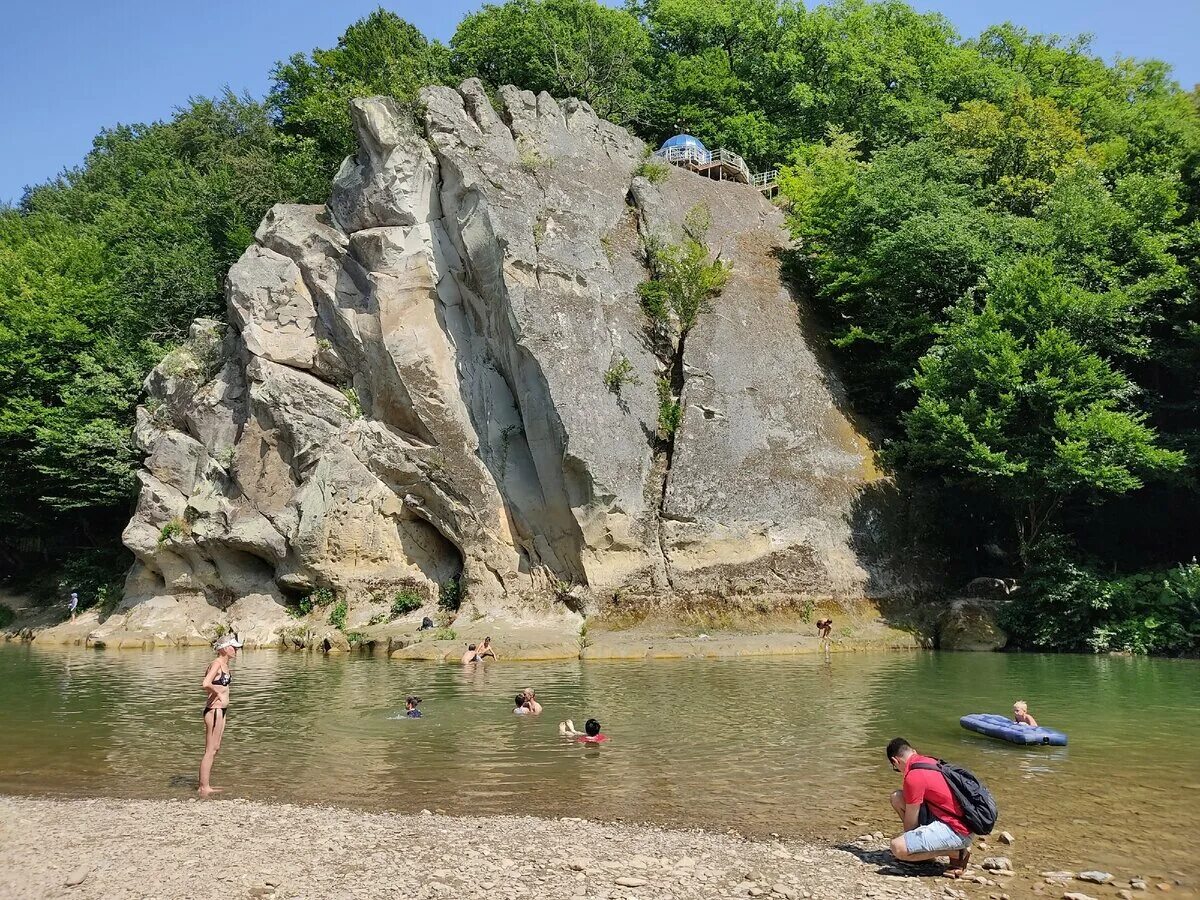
[939,598,1009,652]
[56,81,932,647]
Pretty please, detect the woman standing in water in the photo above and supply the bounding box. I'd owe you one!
[198,633,241,796]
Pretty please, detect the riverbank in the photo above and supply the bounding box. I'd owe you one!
[2,592,930,660]
[0,797,939,900]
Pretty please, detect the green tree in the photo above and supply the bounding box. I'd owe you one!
[271,9,450,176]
[895,258,1184,554]
[452,0,651,124]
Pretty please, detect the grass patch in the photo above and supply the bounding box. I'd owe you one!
[157,517,190,545]
[438,577,462,612]
[604,355,641,396]
[431,627,457,641]
[327,598,348,631]
[391,588,423,618]
[634,159,669,184]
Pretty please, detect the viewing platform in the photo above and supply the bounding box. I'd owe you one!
[653,134,778,196]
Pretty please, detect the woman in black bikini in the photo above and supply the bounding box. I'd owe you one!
[199,633,241,796]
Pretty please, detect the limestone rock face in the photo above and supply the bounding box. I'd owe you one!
[109,81,930,645]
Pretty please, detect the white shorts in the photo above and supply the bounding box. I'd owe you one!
[903,820,972,855]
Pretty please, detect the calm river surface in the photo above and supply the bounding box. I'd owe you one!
[1,646,1196,885]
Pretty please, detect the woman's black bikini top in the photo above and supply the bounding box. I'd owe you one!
[212,670,231,687]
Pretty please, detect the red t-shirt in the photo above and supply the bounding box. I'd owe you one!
[903,754,968,835]
[577,734,608,743]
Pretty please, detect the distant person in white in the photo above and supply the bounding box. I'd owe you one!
[68,591,79,622]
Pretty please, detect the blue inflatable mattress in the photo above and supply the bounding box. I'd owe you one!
[960,713,1067,746]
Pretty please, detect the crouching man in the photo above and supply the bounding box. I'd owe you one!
[885,737,972,878]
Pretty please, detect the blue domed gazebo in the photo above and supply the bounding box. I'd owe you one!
[659,134,709,157]
[652,133,767,189]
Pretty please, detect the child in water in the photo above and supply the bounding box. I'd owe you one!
[513,694,530,715]
[1012,700,1038,727]
[559,718,607,743]
[405,696,422,718]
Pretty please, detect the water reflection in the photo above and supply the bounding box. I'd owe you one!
[0,645,1196,882]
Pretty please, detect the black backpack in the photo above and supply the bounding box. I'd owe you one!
[910,760,998,835]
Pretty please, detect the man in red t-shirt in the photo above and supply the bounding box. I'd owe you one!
[885,737,972,876]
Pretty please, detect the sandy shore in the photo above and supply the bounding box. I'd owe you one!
[0,797,940,900]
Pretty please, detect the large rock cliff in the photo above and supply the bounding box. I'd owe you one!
[66,81,930,648]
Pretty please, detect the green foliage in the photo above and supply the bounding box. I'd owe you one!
[270,9,450,177]
[656,377,682,437]
[391,589,423,618]
[638,236,731,338]
[431,627,458,641]
[893,258,1184,552]
[603,355,641,395]
[327,598,349,631]
[634,159,669,183]
[1001,548,1200,655]
[291,586,334,619]
[438,577,463,612]
[451,0,652,125]
[341,385,364,419]
[157,518,190,546]
[345,631,368,645]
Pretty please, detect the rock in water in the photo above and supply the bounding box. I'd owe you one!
[93,81,933,644]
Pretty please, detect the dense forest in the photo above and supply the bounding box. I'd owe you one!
[2,0,1198,653]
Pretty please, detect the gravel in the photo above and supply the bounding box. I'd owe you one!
[0,797,938,900]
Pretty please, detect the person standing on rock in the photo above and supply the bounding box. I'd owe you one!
[884,737,972,877]
[198,634,241,797]
[68,591,79,622]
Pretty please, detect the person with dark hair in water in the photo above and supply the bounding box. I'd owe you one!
[513,694,531,715]
[559,718,607,743]
[405,696,422,718]
[461,644,481,665]
[199,634,242,796]
[884,737,972,877]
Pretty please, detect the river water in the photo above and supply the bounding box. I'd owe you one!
[1,646,1196,889]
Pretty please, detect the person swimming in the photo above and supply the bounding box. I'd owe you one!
[520,688,542,715]
[514,693,530,715]
[199,633,242,796]
[559,718,607,743]
[405,696,422,718]
[461,644,481,665]
[1012,700,1038,727]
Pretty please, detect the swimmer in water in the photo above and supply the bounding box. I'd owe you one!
[199,633,242,796]
[461,644,481,665]
[559,718,607,743]
[521,688,542,715]
[1012,700,1038,728]
[514,693,531,715]
[405,696,422,718]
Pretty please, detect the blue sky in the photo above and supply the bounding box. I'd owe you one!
[1,0,1197,203]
